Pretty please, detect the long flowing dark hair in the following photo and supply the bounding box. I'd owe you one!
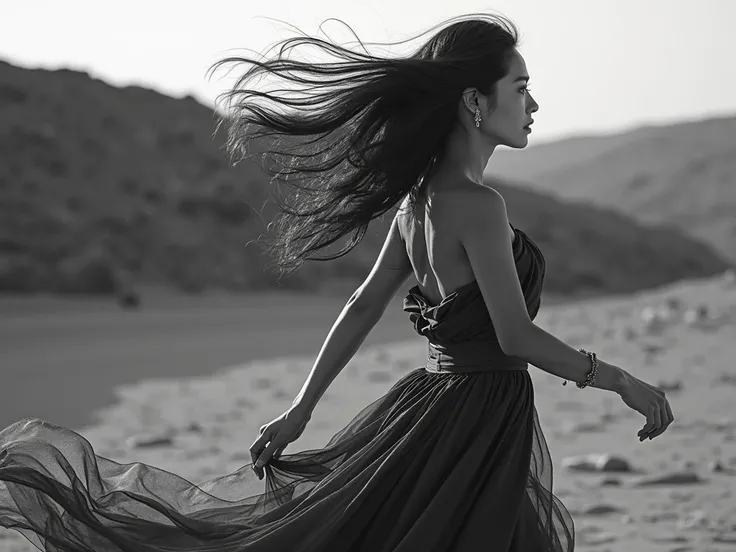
[207,13,520,278]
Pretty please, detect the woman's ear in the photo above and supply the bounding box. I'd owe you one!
[461,88,479,114]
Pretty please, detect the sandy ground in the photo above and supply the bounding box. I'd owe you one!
[1,271,736,551]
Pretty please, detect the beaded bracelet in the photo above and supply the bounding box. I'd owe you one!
[562,348,599,388]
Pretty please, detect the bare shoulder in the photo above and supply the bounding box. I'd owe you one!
[452,183,509,229]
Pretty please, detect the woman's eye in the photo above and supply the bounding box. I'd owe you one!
[520,86,532,94]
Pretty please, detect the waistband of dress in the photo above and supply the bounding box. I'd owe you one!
[425,340,528,374]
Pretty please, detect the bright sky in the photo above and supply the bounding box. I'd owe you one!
[3,0,735,142]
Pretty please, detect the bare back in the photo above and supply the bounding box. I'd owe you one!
[397,179,516,306]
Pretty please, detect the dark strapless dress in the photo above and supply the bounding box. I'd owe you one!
[0,226,575,551]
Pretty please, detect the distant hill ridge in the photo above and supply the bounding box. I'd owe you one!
[485,115,736,264]
[0,59,730,298]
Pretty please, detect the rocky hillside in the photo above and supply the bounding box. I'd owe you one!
[485,116,736,264]
[0,59,730,298]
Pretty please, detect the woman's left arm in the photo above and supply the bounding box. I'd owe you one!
[290,299,385,417]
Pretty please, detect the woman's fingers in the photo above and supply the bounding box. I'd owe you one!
[256,439,283,471]
[665,400,674,427]
[641,398,676,441]
[650,405,662,436]
[250,426,272,477]
[649,399,674,439]
[641,404,657,435]
[647,406,665,439]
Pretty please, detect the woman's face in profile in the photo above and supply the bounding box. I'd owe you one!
[483,48,539,149]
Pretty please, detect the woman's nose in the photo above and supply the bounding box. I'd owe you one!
[528,96,539,113]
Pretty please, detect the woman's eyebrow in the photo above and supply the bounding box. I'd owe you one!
[513,76,530,83]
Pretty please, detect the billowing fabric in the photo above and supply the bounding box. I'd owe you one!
[0,225,574,551]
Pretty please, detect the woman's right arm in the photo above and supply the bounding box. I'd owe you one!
[459,186,674,440]
[457,186,625,394]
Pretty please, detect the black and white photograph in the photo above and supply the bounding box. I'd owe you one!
[1,1,735,550]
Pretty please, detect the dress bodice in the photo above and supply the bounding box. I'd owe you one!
[402,226,546,373]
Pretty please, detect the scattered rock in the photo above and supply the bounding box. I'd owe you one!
[117,290,141,309]
[683,303,731,330]
[706,460,736,474]
[665,296,684,313]
[676,509,709,530]
[715,373,736,386]
[631,471,706,487]
[560,420,606,434]
[647,534,689,543]
[127,433,175,449]
[684,304,710,325]
[572,503,627,516]
[562,453,634,473]
[640,306,670,334]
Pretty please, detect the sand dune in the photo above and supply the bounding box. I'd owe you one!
[1,270,736,551]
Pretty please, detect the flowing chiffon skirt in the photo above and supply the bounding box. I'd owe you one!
[0,366,573,551]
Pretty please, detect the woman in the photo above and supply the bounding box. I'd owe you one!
[0,13,674,552]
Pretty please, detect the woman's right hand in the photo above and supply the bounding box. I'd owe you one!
[617,371,674,441]
[249,406,312,480]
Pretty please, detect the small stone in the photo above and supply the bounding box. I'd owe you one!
[640,306,669,334]
[560,420,606,434]
[127,434,175,449]
[665,296,684,312]
[632,471,706,487]
[562,453,633,473]
[684,304,717,328]
[677,509,709,530]
[117,290,141,309]
[582,503,626,516]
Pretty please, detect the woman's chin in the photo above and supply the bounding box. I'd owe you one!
[504,134,530,149]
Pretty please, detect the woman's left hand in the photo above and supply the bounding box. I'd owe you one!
[249,406,311,479]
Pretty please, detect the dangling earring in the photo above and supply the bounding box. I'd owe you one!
[474,108,482,128]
